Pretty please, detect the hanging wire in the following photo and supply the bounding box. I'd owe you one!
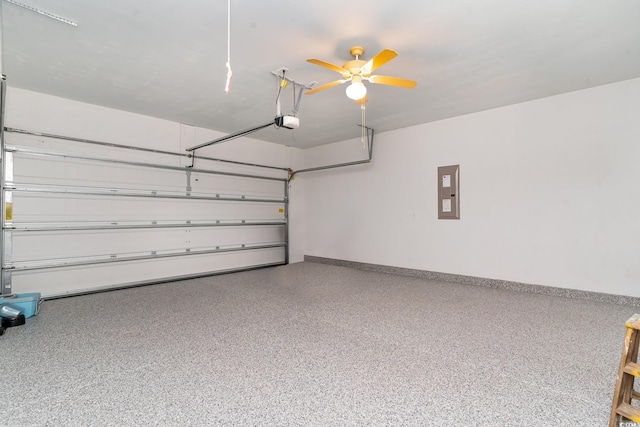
[361,102,366,147]
[276,70,286,104]
[274,70,286,128]
[224,0,233,94]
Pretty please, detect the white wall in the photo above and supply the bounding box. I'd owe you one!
[302,77,640,298]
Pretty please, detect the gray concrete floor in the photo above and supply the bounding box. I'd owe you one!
[1,262,636,426]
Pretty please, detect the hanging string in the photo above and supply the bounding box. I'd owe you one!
[361,102,366,147]
[224,0,233,94]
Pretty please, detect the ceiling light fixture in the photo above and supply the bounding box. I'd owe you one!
[345,75,367,100]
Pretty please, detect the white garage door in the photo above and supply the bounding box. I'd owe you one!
[1,127,289,297]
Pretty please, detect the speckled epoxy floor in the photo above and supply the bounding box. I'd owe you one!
[1,262,636,426]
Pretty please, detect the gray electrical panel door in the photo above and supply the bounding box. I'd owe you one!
[438,165,460,220]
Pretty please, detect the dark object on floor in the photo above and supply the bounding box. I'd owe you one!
[0,302,26,336]
[2,313,26,328]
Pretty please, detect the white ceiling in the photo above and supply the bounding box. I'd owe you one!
[2,0,640,149]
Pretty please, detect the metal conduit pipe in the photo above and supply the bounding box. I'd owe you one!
[186,121,275,151]
[289,125,374,180]
[5,128,290,172]
[192,153,288,171]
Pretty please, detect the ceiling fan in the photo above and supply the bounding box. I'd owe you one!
[305,46,417,101]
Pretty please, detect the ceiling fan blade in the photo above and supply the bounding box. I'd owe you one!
[361,49,398,75]
[305,79,348,95]
[368,75,417,89]
[307,58,349,74]
[356,95,368,105]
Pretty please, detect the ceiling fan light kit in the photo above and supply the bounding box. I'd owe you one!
[345,75,367,100]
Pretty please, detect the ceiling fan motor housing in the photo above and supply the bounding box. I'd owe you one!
[344,46,367,78]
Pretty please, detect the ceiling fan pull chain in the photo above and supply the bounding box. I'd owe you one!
[292,82,297,115]
[362,103,366,146]
[224,0,233,94]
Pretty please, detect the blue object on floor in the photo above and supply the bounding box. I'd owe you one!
[0,292,42,318]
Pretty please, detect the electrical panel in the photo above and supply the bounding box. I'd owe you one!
[438,165,460,220]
